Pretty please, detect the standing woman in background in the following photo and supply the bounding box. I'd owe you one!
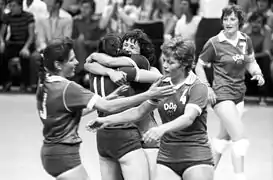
[195,5,265,180]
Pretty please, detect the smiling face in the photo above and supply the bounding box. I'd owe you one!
[122,38,141,55]
[222,11,240,36]
[58,50,79,78]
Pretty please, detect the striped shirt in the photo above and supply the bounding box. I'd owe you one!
[3,11,34,44]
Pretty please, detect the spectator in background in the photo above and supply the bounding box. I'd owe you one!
[36,0,72,52]
[174,0,201,41]
[242,11,273,105]
[23,0,48,92]
[194,0,229,85]
[237,0,256,14]
[0,0,35,92]
[0,0,6,88]
[149,0,177,39]
[23,0,47,21]
[72,0,110,86]
[248,0,273,31]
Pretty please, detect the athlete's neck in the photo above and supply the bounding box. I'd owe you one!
[171,72,188,86]
[223,30,238,40]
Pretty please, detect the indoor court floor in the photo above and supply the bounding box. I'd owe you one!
[0,94,272,180]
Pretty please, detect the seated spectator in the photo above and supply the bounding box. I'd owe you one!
[242,11,273,105]
[0,0,35,92]
[72,0,111,86]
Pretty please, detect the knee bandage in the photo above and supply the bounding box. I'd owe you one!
[211,138,230,154]
[231,139,250,157]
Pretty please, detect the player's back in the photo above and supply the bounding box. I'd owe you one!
[36,76,82,144]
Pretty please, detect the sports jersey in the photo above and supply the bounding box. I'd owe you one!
[199,31,255,100]
[90,54,156,132]
[157,72,212,162]
[36,75,98,144]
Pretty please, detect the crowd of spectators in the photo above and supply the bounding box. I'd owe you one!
[0,0,272,105]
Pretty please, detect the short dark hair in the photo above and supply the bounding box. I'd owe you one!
[122,29,156,66]
[221,4,245,29]
[80,0,96,12]
[42,38,73,74]
[98,33,122,57]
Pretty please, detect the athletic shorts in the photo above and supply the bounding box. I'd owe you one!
[213,96,244,107]
[41,143,81,177]
[97,127,142,160]
[157,158,214,177]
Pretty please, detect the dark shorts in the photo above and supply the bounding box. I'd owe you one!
[97,127,142,160]
[157,159,214,177]
[41,143,81,177]
[213,96,244,108]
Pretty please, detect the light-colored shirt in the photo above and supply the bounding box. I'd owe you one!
[36,9,73,51]
[175,15,201,41]
[199,0,229,19]
[23,0,48,21]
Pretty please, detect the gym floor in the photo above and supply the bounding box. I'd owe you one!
[0,94,272,180]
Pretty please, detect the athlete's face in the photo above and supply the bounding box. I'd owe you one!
[59,50,79,78]
[223,12,239,35]
[122,39,141,55]
[162,54,183,78]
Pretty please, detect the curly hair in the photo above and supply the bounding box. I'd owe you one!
[161,36,195,72]
[221,4,245,29]
[121,29,156,66]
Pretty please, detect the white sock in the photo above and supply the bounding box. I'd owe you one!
[235,173,246,180]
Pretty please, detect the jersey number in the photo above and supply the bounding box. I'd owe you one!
[39,92,48,119]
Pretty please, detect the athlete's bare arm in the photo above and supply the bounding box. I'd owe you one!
[86,52,135,67]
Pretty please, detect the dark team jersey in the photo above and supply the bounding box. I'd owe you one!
[199,31,255,100]
[157,72,212,162]
[89,54,156,132]
[36,75,98,144]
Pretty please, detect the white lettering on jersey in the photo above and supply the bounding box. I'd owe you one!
[180,89,188,104]
[39,92,47,119]
[232,54,244,62]
[164,102,177,112]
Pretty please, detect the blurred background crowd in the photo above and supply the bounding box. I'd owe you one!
[0,0,272,106]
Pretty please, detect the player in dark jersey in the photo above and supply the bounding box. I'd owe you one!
[84,30,162,180]
[87,37,214,180]
[36,38,175,180]
[195,5,265,180]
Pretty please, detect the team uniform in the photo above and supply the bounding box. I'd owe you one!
[156,72,213,176]
[36,75,98,177]
[89,54,158,160]
[199,31,255,105]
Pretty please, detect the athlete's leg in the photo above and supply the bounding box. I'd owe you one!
[119,148,150,180]
[56,164,90,180]
[212,121,231,168]
[99,155,123,180]
[182,164,214,180]
[213,100,249,180]
[154,164,180,180]
[144,148,159,180]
